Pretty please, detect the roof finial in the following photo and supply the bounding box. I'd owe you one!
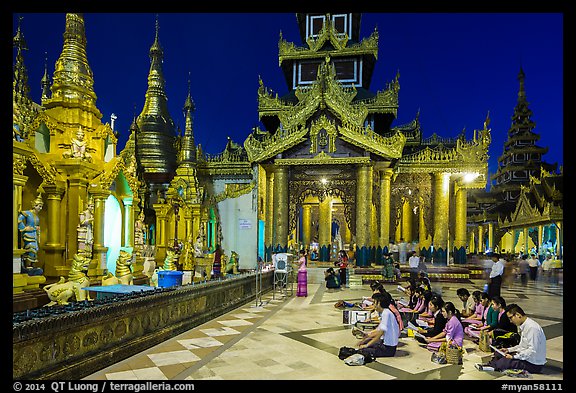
[155,14,160,41]
[484,110,491,130]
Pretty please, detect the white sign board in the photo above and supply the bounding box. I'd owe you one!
[239,218,252,229]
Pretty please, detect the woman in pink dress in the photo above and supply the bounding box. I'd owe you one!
[297,249,308,297]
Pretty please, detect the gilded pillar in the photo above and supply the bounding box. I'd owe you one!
[123,197,134,248]
[402,198,412,242]
[538,224,544,255]
[265,170,274,259]
[468,228,475,254]
[184,209,193,241]
[153,203,170,263]
[13,174,27,277]
[478,225,485,254]
[488,222,495,252]
[433,172,450,264]
[302,204,312,249]
[42,185,67,277]
[343,220,351,246]
[272,166,288,251]
[379,169,393,248]
[418,196,429,250]
[371,203,378,246]
[89,189,109,278]
[318,196,332,261]
[453,183,468,264]
[355,164,372,266]
[454,184,467,250]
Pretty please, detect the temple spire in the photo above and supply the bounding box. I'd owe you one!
[179,72,196,166]
[136,14,177,177]
[41,52,51,103]
[45,13,102,121]
[13,15,31,105]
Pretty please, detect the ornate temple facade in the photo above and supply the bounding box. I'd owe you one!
[12,13,562,304]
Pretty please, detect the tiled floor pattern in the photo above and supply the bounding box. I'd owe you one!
[83,276,563,381]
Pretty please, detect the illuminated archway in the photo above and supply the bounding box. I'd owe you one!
[104,195,122,274]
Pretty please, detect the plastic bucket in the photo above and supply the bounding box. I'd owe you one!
[157,270,184,288]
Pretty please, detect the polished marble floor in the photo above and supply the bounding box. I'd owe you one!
[83,274,563,381]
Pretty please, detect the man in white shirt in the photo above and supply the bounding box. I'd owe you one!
[408,251,420,280]
[477,304,546,373]
[487,253,505,298]
[356,292,399,358]
[527,253,540,281]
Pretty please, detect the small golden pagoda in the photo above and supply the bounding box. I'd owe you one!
[12,14,140,308]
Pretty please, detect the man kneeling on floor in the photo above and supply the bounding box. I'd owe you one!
[356,291,399,358]
[476,303,546,374]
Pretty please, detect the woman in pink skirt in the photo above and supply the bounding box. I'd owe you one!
[297,249,308,297]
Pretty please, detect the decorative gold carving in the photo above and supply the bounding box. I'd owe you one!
[244,124,308,162]
[213,181,256,203]
[339,120,406,158]
[276,154,370,166]
[26,153,63,186]
[278,24,379,65]
[288,179,356,235]
[309,114,337,154]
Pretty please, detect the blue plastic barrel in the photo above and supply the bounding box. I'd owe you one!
[157,270,184,288]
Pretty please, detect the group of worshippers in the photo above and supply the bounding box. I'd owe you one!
[339,277,547,375]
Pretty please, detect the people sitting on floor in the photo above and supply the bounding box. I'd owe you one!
[457,288,476,318]
[415,295,447,338]
[464,292,495,340]
[461,290,484,326]
[423,301,464,352]
[488,295,519,348]
[354,292,399,358]
[476,304,546,374]
[398,282,418,311]
[419,272,432,292]
[399,286,431,326]
[360,282,403,333]
[325,267,341,290]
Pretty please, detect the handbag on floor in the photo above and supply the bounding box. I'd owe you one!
[479,329,492,352]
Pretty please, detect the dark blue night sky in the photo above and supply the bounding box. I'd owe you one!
[13,13,563,186]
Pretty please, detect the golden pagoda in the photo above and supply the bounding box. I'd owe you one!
[12,14,140,307]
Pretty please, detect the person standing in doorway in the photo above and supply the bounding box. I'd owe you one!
[297,249,308,297]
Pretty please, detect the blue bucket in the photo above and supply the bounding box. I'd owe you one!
[158,270,184,288]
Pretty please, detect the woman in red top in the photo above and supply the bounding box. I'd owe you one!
[338,250,349,287]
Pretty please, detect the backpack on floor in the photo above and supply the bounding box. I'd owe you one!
[338,346,358,360]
